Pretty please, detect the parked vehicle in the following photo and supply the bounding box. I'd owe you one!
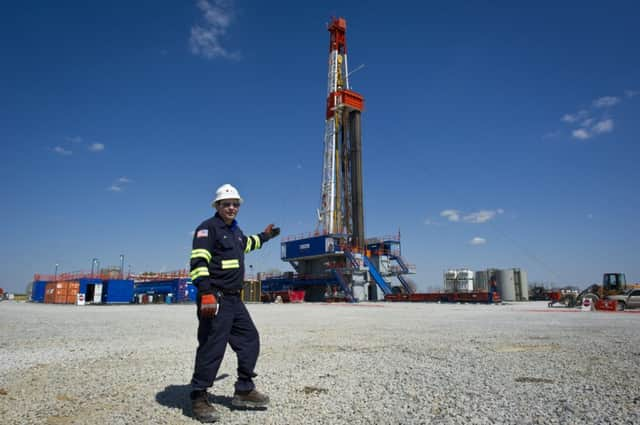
[547,273,638,309]
[606,289,640,311]
[577,273,631,304]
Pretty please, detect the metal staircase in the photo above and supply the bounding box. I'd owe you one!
[390,254,415,294]
[362,256,392,295]
[331,269,355,302]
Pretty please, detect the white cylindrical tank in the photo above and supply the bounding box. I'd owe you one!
[352,283,366,302]
[444,269,458,292]
[517,269,529,301]
[457,269,474,291]
[498,269,516,301]
[475,270,488,291]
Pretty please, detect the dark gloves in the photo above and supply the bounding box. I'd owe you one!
[263,223,281,240]
[199,292,219,318]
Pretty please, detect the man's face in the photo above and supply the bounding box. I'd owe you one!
[216,199,240,223]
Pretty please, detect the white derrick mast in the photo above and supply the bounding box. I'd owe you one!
[319,18,364,237]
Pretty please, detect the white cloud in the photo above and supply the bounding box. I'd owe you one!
[561,110,589,123]
[463,209,503,224]
[572,128,591,140]
[440,210,460,222]
[625,89,639,98]
[593,96,620,108]
[88,142,104,152]
[470,237,486,245]
[592,119,613,134]
[107,176,132,192]
[66,136,83,144]
[581,118,594,127]
[53,146,72,155]
[189,0,238,60]
[559,93,628,141]
[441,209,503,224]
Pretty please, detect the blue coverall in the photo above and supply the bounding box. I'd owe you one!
[189,213,270,392]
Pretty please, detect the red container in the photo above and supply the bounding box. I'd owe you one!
[289,290,305,303]
[45,282,57,303]
[595,299,617,311]
[43,281,81,304]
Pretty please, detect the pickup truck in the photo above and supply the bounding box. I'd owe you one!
[606,289,640,311]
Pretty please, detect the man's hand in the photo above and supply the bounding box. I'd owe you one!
[263,224,281,240]
[200,293,219,318]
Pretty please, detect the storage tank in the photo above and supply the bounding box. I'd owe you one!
[497,269,516,301]
[444,269,458,292]
[474,270,488,291]
[457,269,474,291]
[515,269,528,301]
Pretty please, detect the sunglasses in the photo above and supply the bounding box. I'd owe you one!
[220,201,240,208]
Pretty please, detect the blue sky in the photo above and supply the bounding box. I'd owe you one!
[1,0,639,293]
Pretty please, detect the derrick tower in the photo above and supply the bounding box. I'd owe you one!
[319,18,365,251]
[260,17,416,302]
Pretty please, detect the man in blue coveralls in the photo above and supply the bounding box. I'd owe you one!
[189,183,280,423]
[488,276,498,304]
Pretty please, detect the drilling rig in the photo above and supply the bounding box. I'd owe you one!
[261,17,416,302]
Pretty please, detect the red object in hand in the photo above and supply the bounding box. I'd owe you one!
[200,294,219,318]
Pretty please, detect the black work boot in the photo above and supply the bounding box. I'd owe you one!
[191,390,220,423]
[232,388,270,408]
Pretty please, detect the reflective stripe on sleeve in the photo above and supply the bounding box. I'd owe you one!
[191,249,212,262]
[251,235,261,250]
[221,259,240,269]
[190,267,210,280]
[244,237,253,254]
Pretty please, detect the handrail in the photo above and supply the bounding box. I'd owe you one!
[282,231,331,242]
[34,269,190,282]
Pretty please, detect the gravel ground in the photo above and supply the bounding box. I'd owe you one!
[1,301,639,424]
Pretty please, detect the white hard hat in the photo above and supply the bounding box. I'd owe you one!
[212,183,243,207]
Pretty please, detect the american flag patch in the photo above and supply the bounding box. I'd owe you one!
[196,229,209,238]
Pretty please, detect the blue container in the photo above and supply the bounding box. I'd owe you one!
[133,278,195,303]
[175,278,190,302]
[78,278,103,295]
[187,284,197,302]
[103,279,134,304]
[32,281,47,302]
[282,235,337,260]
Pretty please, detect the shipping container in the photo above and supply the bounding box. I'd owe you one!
[187,284,197,302]
[281,235,336,260]
[31,280,47,302]
[134,278,194,303]
[44,282,55,303]
[103,280,134,304]
[44,281,79,304]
